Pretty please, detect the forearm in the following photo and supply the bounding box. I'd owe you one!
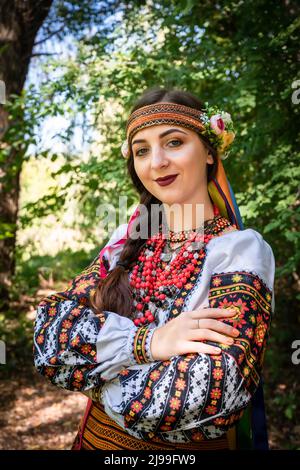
[34,300,157,390]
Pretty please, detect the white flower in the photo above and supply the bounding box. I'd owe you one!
[220,112,232,124]
[121,139,129,158]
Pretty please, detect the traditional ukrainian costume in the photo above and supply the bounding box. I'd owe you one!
[33,102,275,450]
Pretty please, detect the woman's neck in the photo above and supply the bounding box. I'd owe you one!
[162,194,215,233]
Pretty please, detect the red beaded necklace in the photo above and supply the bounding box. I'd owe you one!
[129,204,233,327]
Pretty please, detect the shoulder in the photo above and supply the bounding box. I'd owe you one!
[207,226,274,257]
[206,227,275,291]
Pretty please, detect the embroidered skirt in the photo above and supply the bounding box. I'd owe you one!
[71,401,236,451]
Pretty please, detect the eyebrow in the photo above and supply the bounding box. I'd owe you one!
[132,128,188,146]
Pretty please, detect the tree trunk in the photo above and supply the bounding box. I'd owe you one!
[0,0,53,307]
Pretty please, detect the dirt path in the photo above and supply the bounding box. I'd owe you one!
[0,367,87,450]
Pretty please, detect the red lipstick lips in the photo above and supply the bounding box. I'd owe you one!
[155,174,178,186]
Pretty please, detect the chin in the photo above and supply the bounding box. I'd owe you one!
[159,195,183,206]
[147,186,181,206]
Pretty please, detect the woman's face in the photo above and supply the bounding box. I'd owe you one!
[132,124,214,206]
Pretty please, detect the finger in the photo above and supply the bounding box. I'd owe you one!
[195,319,240,337]
[191,308,237,319]
[189,328,235,345]
[187,317,239,337]
[182,341,222,354]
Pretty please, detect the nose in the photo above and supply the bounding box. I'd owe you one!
[150,146,169,170]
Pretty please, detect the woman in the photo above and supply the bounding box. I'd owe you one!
[33,87,275,451]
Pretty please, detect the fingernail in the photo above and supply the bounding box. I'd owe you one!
[233,329,240,336]
[214,348,221,353]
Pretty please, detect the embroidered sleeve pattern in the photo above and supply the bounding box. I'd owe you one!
[113,269,273,441]
[207,271,273,393]
[33,253,108,391]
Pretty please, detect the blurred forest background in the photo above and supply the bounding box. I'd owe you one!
[0,0,299,450]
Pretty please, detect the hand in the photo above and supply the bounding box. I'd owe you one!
[150,307,240,361]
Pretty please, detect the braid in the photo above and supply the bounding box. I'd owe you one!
[90,193,160,319]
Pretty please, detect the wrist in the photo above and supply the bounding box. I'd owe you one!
[150,327,162,361]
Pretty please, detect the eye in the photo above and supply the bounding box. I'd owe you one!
[135,147,148,157]
[135,139,183,157]
[168,139,182,147]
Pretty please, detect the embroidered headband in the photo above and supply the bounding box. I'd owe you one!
[121,101,235,161]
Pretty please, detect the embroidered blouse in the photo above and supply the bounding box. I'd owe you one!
[33,220,275,443]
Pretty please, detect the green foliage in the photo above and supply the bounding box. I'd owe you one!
[13,246,101,294]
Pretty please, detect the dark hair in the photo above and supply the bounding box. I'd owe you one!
[90,87,218,318]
